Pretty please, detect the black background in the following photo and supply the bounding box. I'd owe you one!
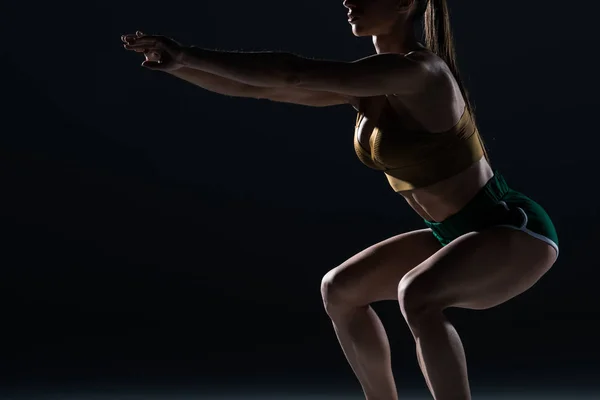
[3,0,599,397]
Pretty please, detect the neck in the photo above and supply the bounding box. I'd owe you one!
[372,20,421,54]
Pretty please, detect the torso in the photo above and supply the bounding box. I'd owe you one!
[399,158,493,222]
[351,49,494,222]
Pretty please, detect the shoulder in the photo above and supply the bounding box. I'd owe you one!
[372,49,453,96]
[404,49,449,78]
[401,49,463,100]
[346,49,451,110]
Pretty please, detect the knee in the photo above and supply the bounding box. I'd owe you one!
[398,273,444,329]
[321,268,359,316]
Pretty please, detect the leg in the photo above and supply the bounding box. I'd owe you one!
[321,229,442,400]
[397,228,557,400]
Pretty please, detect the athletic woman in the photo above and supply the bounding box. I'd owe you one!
[122,1,559,398]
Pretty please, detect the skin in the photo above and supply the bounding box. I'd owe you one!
[122,1,558,399]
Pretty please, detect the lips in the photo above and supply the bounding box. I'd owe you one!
[344,2,362,22]
[347,12,361,22]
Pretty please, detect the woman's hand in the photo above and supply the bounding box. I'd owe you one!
[121,31,185,71]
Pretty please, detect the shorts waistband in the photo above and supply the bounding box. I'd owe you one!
[423,171,510,243]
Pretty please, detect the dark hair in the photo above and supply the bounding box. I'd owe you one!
[415,0,489,160]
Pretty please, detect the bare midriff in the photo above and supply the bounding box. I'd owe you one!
[397,157,494,222]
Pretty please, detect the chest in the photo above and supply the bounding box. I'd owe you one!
[354,97,437,168]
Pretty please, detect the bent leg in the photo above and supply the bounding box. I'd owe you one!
[321,229,442,400]
[398,228,557,400]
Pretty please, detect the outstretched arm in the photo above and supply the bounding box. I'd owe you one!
[168,67,256,97]
[124,34,435,97]
[123,32,353,107]
[167,67,353,107]
[179,48,433,97]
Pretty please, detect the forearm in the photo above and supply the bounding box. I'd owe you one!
[167,67,262,98]
[179,47,304,88]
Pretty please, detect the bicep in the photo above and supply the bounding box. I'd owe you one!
[289,52,436,98]
[253,86,355,107]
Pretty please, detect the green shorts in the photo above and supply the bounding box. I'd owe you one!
[423,171,559,256]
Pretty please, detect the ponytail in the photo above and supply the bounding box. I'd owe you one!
[422,0,489,160]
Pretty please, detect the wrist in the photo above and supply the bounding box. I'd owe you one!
[178,45,202,67]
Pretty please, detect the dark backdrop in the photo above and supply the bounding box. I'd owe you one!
[2,0,599,396]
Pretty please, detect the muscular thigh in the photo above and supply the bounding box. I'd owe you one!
[322,229,442,307]
[400,227,558,311]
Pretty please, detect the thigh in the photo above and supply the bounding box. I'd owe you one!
[399,227,558,311]
[322,228,442,306]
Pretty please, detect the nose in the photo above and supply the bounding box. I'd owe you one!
[343,1,357,9]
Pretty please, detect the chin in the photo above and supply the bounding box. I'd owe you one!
[350,19,385,37]
[350,23,373,37]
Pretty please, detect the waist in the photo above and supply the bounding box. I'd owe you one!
[425,170,509,228]
[399,157,493,222]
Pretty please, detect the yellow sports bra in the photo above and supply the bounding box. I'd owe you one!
[354,100,485,192]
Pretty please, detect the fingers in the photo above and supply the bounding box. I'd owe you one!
[123,37,162,53]
[123,43,149,52]
[127,37,160,46]
[124,43,149,51]
[121,32,177,66]
[122,33,168,54]
[121,33,137,43]
[120,31,147,44]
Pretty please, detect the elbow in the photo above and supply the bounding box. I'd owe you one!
[283,68,303,89]
[280,54,306,88]
[285,71,303,88]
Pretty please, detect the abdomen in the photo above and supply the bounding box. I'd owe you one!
[399,157,494,222]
